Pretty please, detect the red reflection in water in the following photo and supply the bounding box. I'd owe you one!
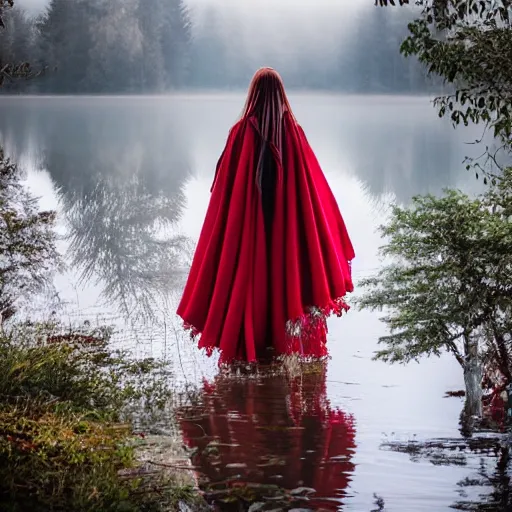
[178,361,356,510]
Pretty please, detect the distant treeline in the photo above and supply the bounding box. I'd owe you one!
[0,0,442,93]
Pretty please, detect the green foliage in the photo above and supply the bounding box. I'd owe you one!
[0,320,199,512]
[0,151,202,510]
[0,148,60,319]
[0,320,174,417]
[1,3,203,509]
[358,168,512,368]
[380,0,512,175]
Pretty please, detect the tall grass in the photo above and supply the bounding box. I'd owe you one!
[0,319,205,512]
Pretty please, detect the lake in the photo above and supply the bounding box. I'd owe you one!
[0,94,503,511]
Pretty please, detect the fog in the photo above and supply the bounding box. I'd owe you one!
[24,0,367,14]
[187,0,367,72]
[17,0,46,14]
[187,0,367,34]
[4,0,429,94]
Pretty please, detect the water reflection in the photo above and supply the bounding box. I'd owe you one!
[348,120,458,202]
[178,361,356,511]
[0,96,486,213]
[0,96,498,509]
[62,174,190,320]
[382,436,512,511]
[289,96,486,203]
[0,101,193,319]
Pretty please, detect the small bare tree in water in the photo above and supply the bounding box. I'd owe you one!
[358,169,512,423]
[0,149,60,321]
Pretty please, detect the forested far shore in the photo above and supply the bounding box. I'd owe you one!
[0,0,445,94]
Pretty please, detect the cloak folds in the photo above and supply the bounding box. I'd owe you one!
[177,112,355,364]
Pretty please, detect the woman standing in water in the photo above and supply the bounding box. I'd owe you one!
[177,67,355,365]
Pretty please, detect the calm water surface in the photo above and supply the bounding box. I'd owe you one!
[0,95,503,511]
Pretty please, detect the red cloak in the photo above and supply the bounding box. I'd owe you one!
[177,112,355,363]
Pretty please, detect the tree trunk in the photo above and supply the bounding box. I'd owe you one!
[462,340,483,421]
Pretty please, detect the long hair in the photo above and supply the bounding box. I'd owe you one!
[240,67,296,190]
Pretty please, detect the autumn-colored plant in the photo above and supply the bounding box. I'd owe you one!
[0,320,204,512]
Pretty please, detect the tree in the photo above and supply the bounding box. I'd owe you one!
[136,0,166,91]
[0,0,36,87]
[0,149,60,322]
[0,1,13,32]
[86,0,143,93]
[357,169,512,422]
[0,7,31,64]
[0,1,59,321]
[159,0,192,88]
[37,0,100,93]
[375,0,512,177]
[188,5,227,89]
[27,0,193,93]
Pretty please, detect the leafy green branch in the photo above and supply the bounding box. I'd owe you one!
[376,0,512,178]
[357,170,512,416]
